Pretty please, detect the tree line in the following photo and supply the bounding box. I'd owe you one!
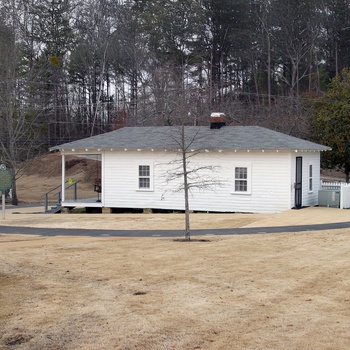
[1,0,350,203]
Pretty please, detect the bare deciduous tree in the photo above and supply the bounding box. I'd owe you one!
[161,125,225,241]
[0,21,41,204]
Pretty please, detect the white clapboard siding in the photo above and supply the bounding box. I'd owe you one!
[102,149,318,213]
[289,152,321,208]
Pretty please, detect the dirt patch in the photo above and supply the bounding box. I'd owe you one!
[173,238,211,242]
[1,230,350,349]
[3,333,33,347]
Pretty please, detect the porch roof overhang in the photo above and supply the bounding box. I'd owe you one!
[55,147,329,156]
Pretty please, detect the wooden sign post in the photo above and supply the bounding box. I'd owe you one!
[0,164,13,220]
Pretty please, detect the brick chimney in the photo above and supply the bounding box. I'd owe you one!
[210,112,226,129]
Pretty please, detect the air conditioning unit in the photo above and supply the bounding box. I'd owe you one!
[318,190,340,208]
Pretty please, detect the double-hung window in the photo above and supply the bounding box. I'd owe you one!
[138,165,151,190]
[235,167,247,192]
[233,164,251,194]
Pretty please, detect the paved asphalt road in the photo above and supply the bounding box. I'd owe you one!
[0,222,349,238]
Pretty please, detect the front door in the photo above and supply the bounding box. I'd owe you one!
[295,157,302,209]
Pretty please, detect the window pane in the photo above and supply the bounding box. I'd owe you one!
[139,178,150,188]
[235,180,247,192]
[139,165,150,177]
[235,167,247,179]
[309,165,312,177]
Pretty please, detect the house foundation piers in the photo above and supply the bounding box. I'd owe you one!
[60,207,111,214]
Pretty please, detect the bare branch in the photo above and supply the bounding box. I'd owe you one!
[157,125,227,240]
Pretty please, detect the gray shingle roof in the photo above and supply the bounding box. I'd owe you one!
[50,126,330,152]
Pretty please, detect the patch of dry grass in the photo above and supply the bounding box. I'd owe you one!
[1,229,350,349]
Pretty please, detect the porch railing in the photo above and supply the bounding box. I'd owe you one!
[43,180,81,213]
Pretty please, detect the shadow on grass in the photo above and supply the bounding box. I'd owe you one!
[173,238,211,242]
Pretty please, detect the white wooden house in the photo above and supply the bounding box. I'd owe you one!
[50,124,330,214]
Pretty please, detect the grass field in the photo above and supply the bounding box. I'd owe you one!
[1,227,350,350]
[1,153,349,349]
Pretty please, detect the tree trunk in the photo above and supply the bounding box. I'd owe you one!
[345,164,350,183]
[182,126,190,241]
[267,34,271,109]
[11,173,18,205]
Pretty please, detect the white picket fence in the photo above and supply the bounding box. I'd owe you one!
[320,180,350,209]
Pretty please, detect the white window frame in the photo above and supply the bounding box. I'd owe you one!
[308,164,313,193]
[137,164,153,191]
[232,164,251,194]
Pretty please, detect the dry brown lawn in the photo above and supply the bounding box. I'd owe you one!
[1,153,350,349]
[1,227,350,350]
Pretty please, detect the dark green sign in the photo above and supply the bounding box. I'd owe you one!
[0,165,12,192]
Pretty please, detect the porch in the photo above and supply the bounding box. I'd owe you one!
[44,152,103,213]
[62,198,103,208]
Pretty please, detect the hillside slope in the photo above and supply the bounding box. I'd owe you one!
[16,153,99,204]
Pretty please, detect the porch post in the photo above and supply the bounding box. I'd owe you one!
[61,153,65,202]
[340,185,344,210]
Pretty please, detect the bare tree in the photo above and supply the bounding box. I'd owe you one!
[0,21,42,204]
[161,125,225,241]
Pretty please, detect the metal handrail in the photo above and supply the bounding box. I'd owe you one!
[53,180,81,197]
[44,180,81,212]
[44,181,69,196]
